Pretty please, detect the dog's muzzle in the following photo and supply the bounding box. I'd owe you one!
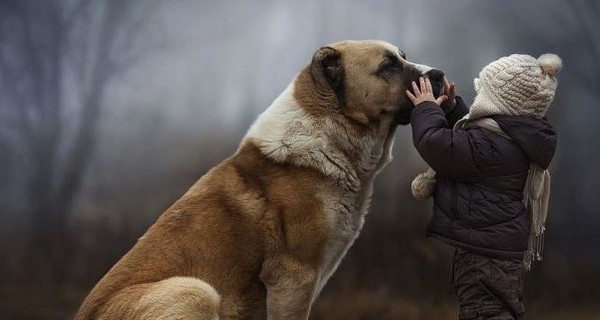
[425,68,444,98]
[412,63,445,97]
[395,65,446,125]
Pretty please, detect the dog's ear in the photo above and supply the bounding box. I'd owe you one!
[311,46,344,93]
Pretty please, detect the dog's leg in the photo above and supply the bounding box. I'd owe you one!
[260,256,319,320]
[89,277,221,320]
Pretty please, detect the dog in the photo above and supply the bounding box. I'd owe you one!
[76,40,444,320]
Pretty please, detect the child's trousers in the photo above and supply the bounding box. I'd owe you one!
[452,248,525,320]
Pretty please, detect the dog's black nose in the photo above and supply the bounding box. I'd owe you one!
[426,69,444,82]
[425,69,445,98]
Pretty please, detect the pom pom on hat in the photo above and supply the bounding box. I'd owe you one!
[411,168,437,200]
[538,53,562,77]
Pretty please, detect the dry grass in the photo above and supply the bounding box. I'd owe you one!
[310,289,600,320]
[1,214,599,319]
[312,291,455,319]
[1,283,599,319]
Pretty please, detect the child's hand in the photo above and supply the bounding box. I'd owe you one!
[441,77,457,110]
[406,77,448,107]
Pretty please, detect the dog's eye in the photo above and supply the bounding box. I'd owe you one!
[380,60,401,73]
[383,61,397,70]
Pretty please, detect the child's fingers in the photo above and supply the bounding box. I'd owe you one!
[449,83,456,97]
[435,95,448,105]
[406,90,417,102]
[411,81,420,95]
[425,77,433,93]
[443,77,450,94]
[419,77,426,93]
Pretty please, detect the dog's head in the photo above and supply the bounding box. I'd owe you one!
[302,40,443,126]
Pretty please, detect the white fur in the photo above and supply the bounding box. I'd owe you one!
[244,82,345,179]
[410,62,433,74]
[244,78,395,186]
[245,78,397,303]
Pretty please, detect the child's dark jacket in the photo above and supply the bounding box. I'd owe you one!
[410,97,557,259]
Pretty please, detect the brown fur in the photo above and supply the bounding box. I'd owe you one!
[76,40,424,320]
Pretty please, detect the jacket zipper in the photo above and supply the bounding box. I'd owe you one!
[453,180,458,220]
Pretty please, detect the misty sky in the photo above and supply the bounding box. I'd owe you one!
[2,0,599,255]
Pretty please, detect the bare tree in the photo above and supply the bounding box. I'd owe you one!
[0,0,160,284]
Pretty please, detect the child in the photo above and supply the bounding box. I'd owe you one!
[405,54,562,319]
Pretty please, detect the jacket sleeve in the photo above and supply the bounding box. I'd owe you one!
[444,96,469,128]
[410,101,480,179]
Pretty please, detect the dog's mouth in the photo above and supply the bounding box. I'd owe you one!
[396,68,445,125]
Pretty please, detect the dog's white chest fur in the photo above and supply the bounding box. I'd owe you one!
[245,80,395,298]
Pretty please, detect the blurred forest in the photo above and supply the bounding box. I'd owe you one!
[1,0,599,319]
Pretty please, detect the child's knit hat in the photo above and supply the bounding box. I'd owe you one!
[469,53,562,120]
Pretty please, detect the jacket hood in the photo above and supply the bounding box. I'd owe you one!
[493,115,557,169]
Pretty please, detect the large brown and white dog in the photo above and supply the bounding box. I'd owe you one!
[76,40,443,320]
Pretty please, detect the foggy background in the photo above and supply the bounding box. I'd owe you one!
[1,0,599,319]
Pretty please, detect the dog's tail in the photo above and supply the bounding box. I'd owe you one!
[78,277,221,320]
